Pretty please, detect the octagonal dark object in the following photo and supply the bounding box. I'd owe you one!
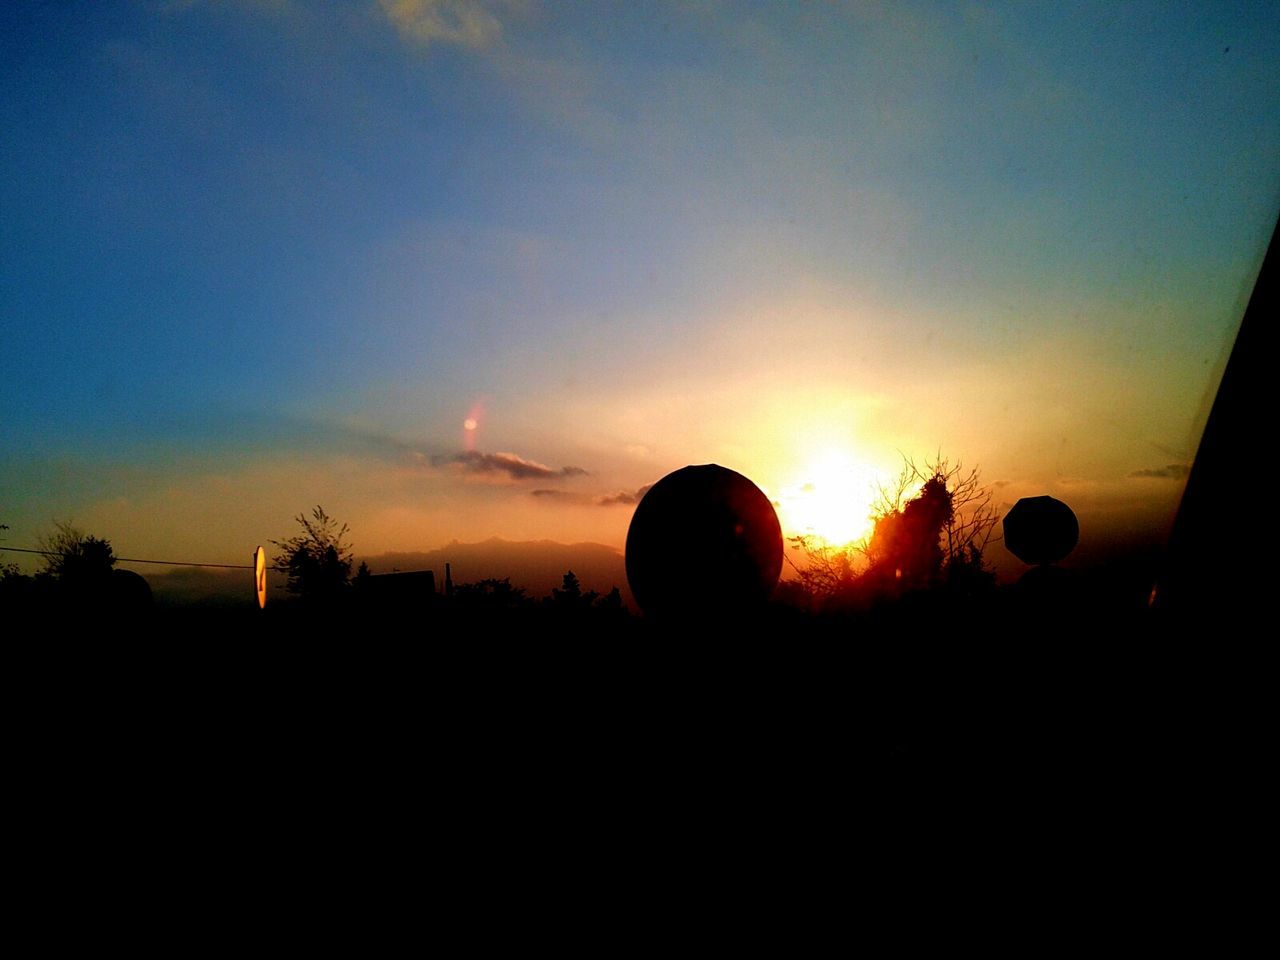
[625,464,783,620]
[1003,496,1079,565]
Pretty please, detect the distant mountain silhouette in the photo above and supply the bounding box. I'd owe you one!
[364,538,631,608]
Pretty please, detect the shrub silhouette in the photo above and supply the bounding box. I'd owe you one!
[271,506,353,605]
[789,454,998,606]
[39,522,116,592]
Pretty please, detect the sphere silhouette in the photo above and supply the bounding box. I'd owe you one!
[625,464,783,620]
[1003,496,1079,565]
[108,568,154,613]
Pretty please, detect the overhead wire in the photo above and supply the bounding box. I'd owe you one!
[0,545,264,570]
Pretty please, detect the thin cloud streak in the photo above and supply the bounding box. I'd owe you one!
[440,450,588,481]
[597,485,651,506]
[532,484,653,507]
[1129,464,1191,480]
[380,0,505,49]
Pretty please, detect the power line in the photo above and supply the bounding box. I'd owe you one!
[0,545,258,570]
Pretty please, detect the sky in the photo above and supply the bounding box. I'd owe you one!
[2,0,1278,576]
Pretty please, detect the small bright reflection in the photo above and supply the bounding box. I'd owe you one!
[254,545,267,609]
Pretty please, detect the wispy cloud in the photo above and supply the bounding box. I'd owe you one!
[380,0,505,49]
[439,450,587,481]
[597,485,651,506]
[532,484,652,507]
[1129,464,1191,480]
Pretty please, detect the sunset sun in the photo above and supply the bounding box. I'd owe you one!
[778,451,882,548]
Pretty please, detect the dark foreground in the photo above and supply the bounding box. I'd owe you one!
[16,588,1258,807]
[8,591,1262,936]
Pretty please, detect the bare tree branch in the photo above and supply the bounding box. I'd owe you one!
[788,451,999,607]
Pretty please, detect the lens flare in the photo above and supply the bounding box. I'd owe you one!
[463,402,484,451]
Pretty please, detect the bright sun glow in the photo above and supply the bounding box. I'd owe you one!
[778,450,882,548]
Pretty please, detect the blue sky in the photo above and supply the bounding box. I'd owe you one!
[2,1,1277,569]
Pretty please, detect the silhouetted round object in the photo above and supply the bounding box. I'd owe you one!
[1003,496,1079,565]
[109,568,154,612]
[625,464,783,620]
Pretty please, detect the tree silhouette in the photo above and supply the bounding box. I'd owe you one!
[866,455,998,590]
[0,521,33,605]
[865,474,952,588]
[39,522,116,587]
[270,506,353,605]
[598,586,624,614]
[452,577,532,616]
[0,521,17,580]
[788,454,998,604]
[785,535,860,603]
[550,570,598,609]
